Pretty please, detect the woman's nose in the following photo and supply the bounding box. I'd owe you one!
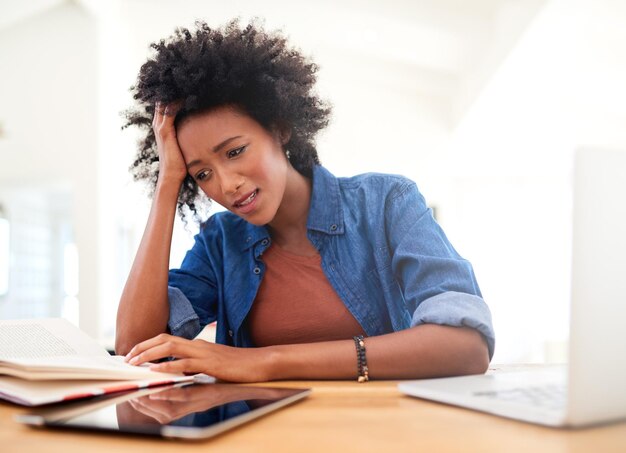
[219,170,244,195]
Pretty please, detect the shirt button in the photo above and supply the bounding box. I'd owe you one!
[246,236,252,242]
[330,224,338,231]
[253,267,261,275]
[228,330,233,337]
[261,239,269,246]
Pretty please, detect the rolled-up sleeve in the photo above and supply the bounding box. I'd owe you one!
[410,291,495,359]
[167,286,202,339]
[386,181,496,359]
[167,231,218,340]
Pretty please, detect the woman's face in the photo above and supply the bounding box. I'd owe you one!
[176,105,291,226]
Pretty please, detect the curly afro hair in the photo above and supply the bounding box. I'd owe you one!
[123,18,332,222]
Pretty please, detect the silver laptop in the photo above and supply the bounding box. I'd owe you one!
[398,148,626,428]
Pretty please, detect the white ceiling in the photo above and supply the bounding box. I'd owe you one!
[0,0,539,73]
[0,0,64,30]
[0,0,547,124]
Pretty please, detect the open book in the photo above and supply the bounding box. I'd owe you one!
[0,318,200,406]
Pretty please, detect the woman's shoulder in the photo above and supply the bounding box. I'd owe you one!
[337,171,418,199]
[198,210,251,239]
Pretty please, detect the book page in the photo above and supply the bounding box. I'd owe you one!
[0,354,201,381]
[0,318,109,360]
[0,319,196,382]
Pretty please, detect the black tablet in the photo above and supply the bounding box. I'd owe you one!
[16,382,311,440]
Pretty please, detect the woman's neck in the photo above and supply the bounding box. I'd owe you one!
[267,166,317,256]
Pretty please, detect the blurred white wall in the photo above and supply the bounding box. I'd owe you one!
[446,0,626,362]
[0,3,99,335]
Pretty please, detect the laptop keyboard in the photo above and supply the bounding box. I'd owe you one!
[473,384,567,410]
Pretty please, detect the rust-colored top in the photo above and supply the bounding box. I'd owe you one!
[248,244,365,347]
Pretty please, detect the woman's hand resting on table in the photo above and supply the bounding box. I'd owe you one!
[124,333,273,382]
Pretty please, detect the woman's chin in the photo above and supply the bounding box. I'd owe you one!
[229,207,273,226]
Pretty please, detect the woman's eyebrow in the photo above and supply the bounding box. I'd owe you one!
[186,159,202,170]
[213,136,242,153]
[186,136,243,170]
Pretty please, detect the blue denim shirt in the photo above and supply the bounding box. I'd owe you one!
[167,165,495,359]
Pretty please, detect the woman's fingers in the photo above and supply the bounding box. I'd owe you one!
[125,333,181,363]
[126,335,211,372]
[163,100,183,116]
[129,343,177,365]
[153,101,181,130]
[149,358,200,374]
[125,334,266,382]
[123,332,163,360]
[152,101,165,128]
[150,100,188,183]
[153,102,171,133]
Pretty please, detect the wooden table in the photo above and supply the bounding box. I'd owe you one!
[1,379,625,452]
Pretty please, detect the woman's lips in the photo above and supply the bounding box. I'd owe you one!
[233,189,259,214]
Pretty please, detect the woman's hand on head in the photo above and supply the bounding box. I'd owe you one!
[153,101,188,185]
[123,333,274,383]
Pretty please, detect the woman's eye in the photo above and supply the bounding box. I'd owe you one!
[196,170,212,181]
[227,146,246,159]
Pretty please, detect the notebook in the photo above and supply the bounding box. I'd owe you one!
[398,148,626,427]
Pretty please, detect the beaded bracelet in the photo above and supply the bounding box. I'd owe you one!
[353,335,369,383]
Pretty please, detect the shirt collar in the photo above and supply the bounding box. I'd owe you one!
[306,165,345,235]
[240,165,344,251]
[239,224,270,252]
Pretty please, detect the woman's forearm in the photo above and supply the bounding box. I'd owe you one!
[264,324,489,381]
[115,179,181,355]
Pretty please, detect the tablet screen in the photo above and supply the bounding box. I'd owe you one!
[19,383,311,439]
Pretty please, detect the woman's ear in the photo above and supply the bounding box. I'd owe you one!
[273,123,292,145]
[280,127,292,145]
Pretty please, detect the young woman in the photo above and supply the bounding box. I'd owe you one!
[117,19,495,382]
